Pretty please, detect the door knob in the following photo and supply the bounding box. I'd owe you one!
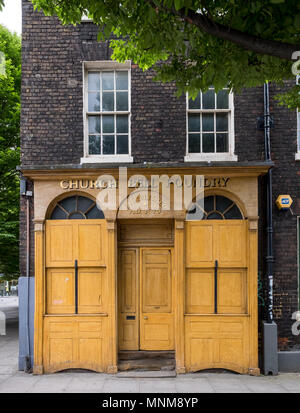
[144,316,148,320]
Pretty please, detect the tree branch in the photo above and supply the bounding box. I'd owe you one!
[146,1,300,61]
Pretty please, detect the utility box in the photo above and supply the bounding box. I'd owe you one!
[262,321,278,375]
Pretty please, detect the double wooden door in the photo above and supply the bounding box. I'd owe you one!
[118,248,174,351]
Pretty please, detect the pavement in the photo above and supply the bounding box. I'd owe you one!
[1,298,300,393]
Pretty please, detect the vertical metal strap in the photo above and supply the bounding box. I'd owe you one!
[75,259,78,314]
[214,260,218,314]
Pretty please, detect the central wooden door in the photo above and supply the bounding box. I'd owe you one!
[118,247,174,351]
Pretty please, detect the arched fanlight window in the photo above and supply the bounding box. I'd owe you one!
[50,195,104,219]
[187,195,243,220]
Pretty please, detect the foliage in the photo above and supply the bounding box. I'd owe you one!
[0,24,21,280]
[31,0,300,107]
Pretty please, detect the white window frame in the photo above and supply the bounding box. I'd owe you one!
[81,60,133,164]
[295,75,300,161]
[184,89,237,162]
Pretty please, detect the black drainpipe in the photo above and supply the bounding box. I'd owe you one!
[264,82,274,323]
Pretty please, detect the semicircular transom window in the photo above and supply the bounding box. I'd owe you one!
[50,195,104,220]
[188,195,243,220]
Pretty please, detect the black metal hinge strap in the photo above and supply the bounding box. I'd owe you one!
[75,259,78,314]
[214,260,218,314]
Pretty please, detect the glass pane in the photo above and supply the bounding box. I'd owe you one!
[188,114,200,132]
[188,93,200,109]
[116,71,128,90]
[202,133,215,153]
[216,196,233,213]
[202,114,214,131]
[116,92,128,111]
[216,113,228,131]
[224,204,243,219]
[69,212,85,220]
[88,72,100,90]
[88,116,100,134]
[59,196,76,213]
[188,134,200,153]
[102,115,114,133]
[204,196,214,212]
[102,71,114,90]
[202,89,215,109]
[103,135,115,154]
[89,135,100,154]
[216,133,228,152]
[217,89,229,109]
[88,92,100,112]
[116,115,128,133]
[78,196,94,213]
[51,206,67,220]
[86,205,105,219]
[117,135,129,154]
[102,92,114,111]
[207,211,223,220]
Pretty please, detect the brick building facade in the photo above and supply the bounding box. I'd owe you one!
[19,0,300,374]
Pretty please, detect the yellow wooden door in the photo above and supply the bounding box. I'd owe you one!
[140,248,174,350]
[44,220,108,373]
[185,220,250,373]
[118,249,139,350]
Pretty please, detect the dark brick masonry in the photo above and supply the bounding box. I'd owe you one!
[20,0,300,350]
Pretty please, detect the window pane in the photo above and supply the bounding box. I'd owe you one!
[78,196,94,213]
[51,206,67,220]
[216,196,233,213]
[216,113,228,131]
[117,135,129,154]
[102,92,114,111]
[88,116,100,134]
[116,71,128,90]
[188,93,200,109]
[116,92,128,111]
[102,72,114,90]
[88,72,100,90]
[216,133,228,152]
[204,196,214,212]
[202,114,214,131]
[86,205,105,219]
[88,92,100,111]
[224,204,243,219]
[59,196,76,213]
[188,134,200,153]
[89,135,100,154]
[217,89,229,109]
[202,89,215,109]
[103,135,115,154]
[102,115,114,133]
[188,114,200,132]
[116,115,128,133]
[202,133,215,152]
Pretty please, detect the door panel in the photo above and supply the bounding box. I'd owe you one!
[78,268,106,314]
[217,222,247,267]
[185,269,214,314]
[46,221,76,267]
[118,249,139,350]
[218,269,247,314]
[46,268,75,314]
[186,222,215,267]
[140,248,174,350]
[78,222,106,266]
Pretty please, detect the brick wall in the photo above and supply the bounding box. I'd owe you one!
[20,0,300,350]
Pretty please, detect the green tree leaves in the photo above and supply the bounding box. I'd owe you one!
[0,25,21,280]
[30,1,300,106]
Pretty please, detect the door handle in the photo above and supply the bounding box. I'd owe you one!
[144,316,148,320]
